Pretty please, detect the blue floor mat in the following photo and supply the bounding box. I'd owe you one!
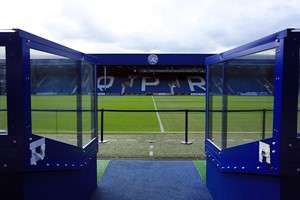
[90,160,212,200]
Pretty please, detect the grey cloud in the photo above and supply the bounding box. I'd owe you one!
[32,0,300,53]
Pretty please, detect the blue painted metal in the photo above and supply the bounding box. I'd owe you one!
[206,158,280,200]
[205,28,300,200]
[16,29,96,63]
[91,53,213,65]
[205,29,287,64]
[0,29,98,200]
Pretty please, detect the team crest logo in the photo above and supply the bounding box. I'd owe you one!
[148,54,158,65]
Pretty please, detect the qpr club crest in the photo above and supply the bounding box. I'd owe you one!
[148,54,158,65]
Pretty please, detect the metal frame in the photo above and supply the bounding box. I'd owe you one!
[91,53,212,66]
[205,28,300,200]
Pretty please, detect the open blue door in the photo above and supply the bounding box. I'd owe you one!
[205,28,300,200]
[0,29,98,200]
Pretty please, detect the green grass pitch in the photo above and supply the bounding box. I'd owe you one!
[29,95,274,136]
[99,95,273,136]
[30,95,274,154]
[98,95,206,133]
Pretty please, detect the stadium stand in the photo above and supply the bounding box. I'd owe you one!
[30,64,273,96]
[97,75,206,95]
[31,67,78,95]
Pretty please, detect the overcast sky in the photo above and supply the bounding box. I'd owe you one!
[0,0,299,54]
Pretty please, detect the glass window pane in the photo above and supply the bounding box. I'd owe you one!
[30,49,96,148]
[208,63,222,147]
[82,62,96,147]
[0,47,7,135]
[208,49,275,149]
[30,50,77,146]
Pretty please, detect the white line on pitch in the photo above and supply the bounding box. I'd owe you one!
[165,139,176,142]
[126,139,137,142]
[243,138,254,141]
[227,139,235,142]
[150,145,154,149]
[152,96,165,133]
[149,151,154,156]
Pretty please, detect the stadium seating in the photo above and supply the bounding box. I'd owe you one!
[32,70,273,96]
[96,75,207,95]
[32,74,75,94]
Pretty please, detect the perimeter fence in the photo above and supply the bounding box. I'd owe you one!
[98,108,273,159]
[0,108,275,159]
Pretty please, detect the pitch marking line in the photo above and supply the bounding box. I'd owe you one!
[165,139,176,142]
[149,151,154,156]
[149,145,154,156]
[126,139,137,142]
[243,138,254,141]
[151,96,165,133]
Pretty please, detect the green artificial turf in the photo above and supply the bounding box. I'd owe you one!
[193,160,206,184]
[97,160,110,183]
[96,159,206,186]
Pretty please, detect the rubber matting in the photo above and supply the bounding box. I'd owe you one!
[90,160,212,200]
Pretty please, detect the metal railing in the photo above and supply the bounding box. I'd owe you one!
[99,109,206,145]
[98,108,273,144]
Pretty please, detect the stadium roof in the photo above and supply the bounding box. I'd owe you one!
[90,54,213,66]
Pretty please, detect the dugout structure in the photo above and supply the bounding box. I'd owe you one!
[205,28,300,199]
[0,29,98,200]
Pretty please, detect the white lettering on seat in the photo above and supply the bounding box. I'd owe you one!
[128,76,137,87]
[187,76,206,91]
[141,77,159,91]
[97,76,114,91]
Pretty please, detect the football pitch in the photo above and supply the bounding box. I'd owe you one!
[98,95,207,159]
[98,95,273,135]
[98,95,273,159]
[30,95,274,159]
[99,95,206,134]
